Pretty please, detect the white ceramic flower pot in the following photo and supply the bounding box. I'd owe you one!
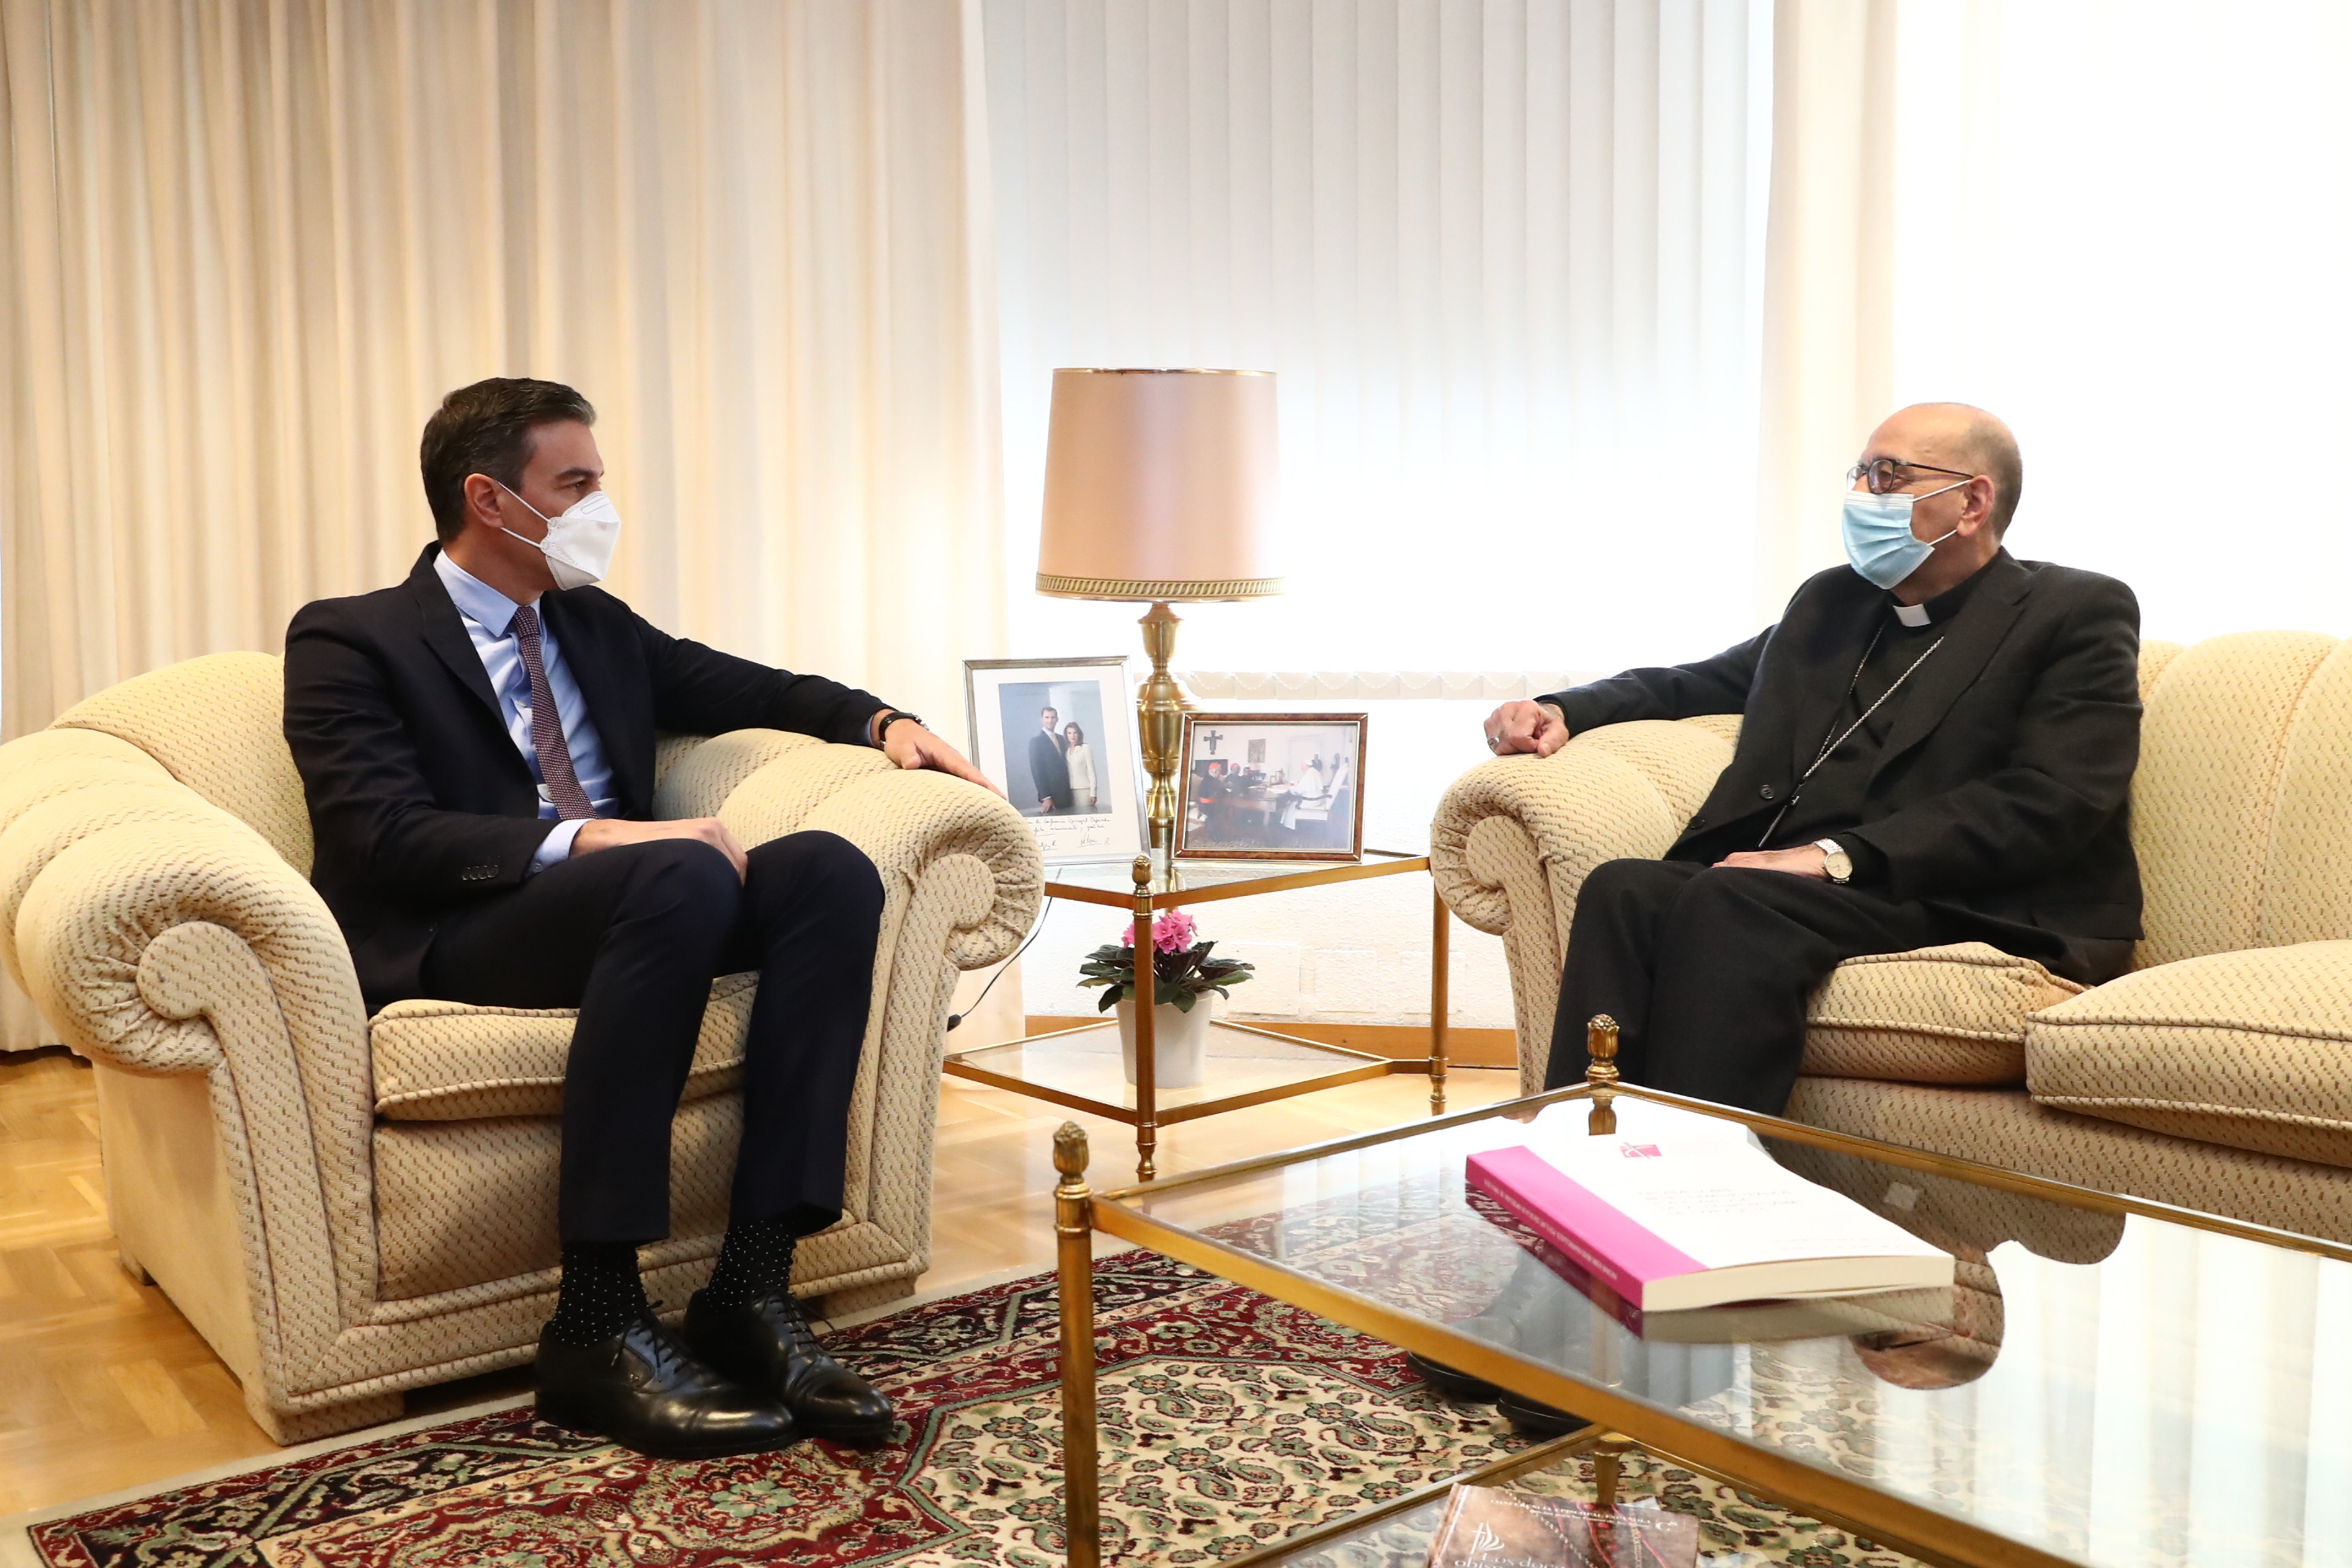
[1115,997,1210,1090]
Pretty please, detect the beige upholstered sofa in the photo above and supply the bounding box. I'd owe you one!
[0,652,1041,1442]
[1433,631,2352,1246]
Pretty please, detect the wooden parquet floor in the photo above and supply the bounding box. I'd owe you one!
[0,1044,1515,1516]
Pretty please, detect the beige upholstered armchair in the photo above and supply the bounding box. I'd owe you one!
[1434,633,2352,1247]
[0,652,1042,1442]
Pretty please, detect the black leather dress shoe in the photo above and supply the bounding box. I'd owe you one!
[1404,1351,1501,1403]
[1406,1351,1588,1433]
[684,1288,895,1447]
[534,1316,799,1460]
[1495,1388,1590,1437]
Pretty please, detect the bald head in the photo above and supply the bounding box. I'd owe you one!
[1874,402,2024,537]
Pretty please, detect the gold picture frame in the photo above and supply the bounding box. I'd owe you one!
[1173,711,1368,861]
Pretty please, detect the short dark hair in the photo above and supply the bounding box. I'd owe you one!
[419,378,597,543]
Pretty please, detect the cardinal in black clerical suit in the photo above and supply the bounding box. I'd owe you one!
[1482,403,2142,1115]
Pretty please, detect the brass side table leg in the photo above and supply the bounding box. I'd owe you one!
[1589,1430,1635,1509]
[1053,1124,1102,1568]
[1130,855,1158,1182]
[1585,1016,1620,1137]
[1429,883,1451,1114]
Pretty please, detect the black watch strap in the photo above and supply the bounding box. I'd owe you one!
[874,709,924,745]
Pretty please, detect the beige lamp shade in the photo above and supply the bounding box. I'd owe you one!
[1036,368,1282,601]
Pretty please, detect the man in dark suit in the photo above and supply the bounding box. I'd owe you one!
[284,378,995,1460]
[1482,403,2141,1115]
[1028,705,1072,812]
[1193,759,1233,841]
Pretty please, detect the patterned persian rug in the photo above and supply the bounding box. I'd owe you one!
[28,1253,1919,1568]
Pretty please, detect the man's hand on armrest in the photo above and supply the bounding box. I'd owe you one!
[874,716,1004,796]
[571,817,750,881]
[1483,700,1570,757]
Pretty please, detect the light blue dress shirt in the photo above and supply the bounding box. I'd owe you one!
[433,553,619,874]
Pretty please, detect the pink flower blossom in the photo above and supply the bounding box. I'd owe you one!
[1116,912,1201,952]
[1153,911,1198,953]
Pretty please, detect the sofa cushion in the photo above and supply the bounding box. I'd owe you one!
[371,972,758,1121]
[1801,943,2082,1086]
[2026,940,2352,1171]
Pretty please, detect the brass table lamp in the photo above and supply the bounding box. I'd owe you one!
[1035,368,1281,850]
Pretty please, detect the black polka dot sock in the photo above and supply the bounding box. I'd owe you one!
[543,1242,652,1346]
[699,1215,798,1309]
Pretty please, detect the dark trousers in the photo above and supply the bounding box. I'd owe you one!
[419,831,884,1245]
[1543,858,1951,1115]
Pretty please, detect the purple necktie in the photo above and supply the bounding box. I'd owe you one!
[510,604,595,820]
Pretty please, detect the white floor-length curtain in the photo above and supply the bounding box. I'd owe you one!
[0,0,1001,741]
[987,0,1774,675]
[1752,0,1893,624]
[1759,0,2352,644]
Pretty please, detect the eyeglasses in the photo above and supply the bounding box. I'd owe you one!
[1847,457,1975,495]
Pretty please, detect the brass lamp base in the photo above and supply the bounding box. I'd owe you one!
[1136,601,1194,851]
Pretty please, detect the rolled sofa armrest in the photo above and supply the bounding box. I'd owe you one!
[0,725,370,1090]
[653,728,833,820]
[13,811,369,1080]
[6,793,381,1368]
[1430,717,1739,1092]
[720,754,1043,973]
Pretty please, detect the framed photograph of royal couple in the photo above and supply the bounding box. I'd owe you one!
[1175,712,1368,862]
[963,656,1146,864]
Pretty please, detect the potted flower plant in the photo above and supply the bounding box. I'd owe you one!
[1076,911,1255,1089]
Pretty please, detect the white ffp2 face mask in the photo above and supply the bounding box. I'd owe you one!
[493,482,623,591]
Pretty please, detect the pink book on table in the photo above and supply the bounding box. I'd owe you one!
[1464,1145,1707,1308]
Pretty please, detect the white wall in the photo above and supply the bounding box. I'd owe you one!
[1867,1,2352,650]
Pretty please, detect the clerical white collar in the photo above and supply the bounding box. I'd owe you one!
[1893,601,1932,628]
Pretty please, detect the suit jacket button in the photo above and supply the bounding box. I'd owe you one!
[1758,785,1777,802]
[1691,814,1708,829]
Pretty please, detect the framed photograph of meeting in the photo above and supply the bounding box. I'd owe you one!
[963,655,1146,865]
[1173,712,1368,862]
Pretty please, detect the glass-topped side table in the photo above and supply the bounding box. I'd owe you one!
[941,850,1454,1181]
[1046,1058,2352,1568]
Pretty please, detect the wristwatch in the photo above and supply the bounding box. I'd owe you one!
[874,709,924,747]
[1814,838,1853,885]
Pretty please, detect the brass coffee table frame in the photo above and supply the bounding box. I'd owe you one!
[1047,1041,2352,1568]
[944,850,1454,1182]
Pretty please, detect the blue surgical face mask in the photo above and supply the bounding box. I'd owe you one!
[1841,481,1964,589]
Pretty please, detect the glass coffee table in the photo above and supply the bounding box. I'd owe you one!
[945,850,1455,1181]
[1046,1054,2352,1568]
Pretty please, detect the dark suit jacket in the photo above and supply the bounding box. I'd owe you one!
[284,544,890,1009]
[1027,728,1071,810]
[1539,551,2143,985]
